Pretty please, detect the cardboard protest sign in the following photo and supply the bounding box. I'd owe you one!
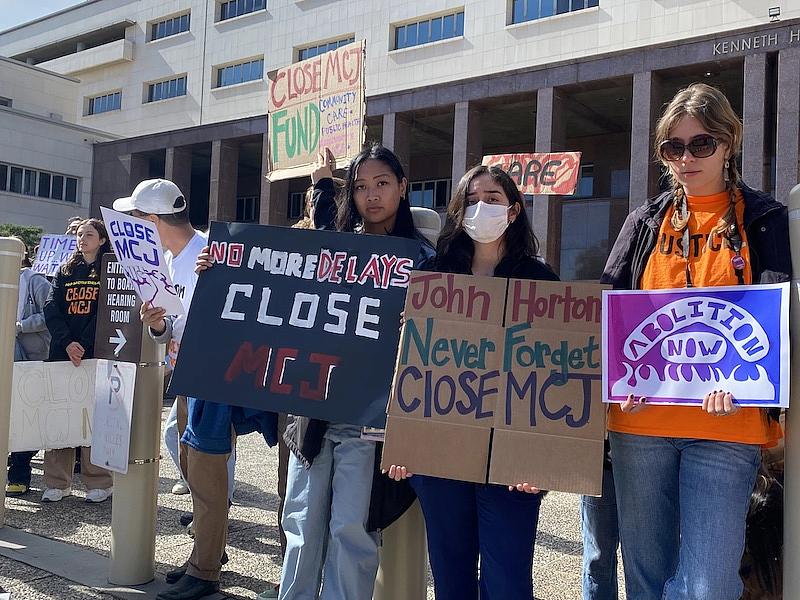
[267,39,365,180]
[482,153,582,195]
[169,222,421,428]
[90,360,137,474]
[32,234,77,277]
[602,284,790,407]
[382,274,607,495]
[100,207,184,315]
[9,359,136,453]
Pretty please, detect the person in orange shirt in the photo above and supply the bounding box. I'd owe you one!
[601,83,790,600]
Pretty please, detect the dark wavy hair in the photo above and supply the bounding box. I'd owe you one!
[336,144,419,240]
[62,218,111,276]
[433,165,539,273]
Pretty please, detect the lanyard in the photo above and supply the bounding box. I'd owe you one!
[681,200,745,288]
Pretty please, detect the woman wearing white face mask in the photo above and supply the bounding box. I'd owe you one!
[385,165,558,599]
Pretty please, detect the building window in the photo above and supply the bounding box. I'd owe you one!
[147,76,187,102]
[0,97,11,108]
[288,192,305,219]
[151,13,190,41]
[409,179,450,209]
[512,0,598,24]
[236,196,259,222]
[395,11,464,50]
[215,58,264,88]
[87,91,121,115]
[571,164,594,198]
[0,162,78,203]
[219,0,265,21]
[559,199,609,281]
[297,36,355,61]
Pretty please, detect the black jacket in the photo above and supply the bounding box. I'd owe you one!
[44,258,102,361]
[601,184,791,290]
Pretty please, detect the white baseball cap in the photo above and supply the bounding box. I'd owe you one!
[112,179,186,214]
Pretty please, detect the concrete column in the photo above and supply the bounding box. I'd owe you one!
[534,87,566,269]
[209,139,239,223]
[629,71,662,213]
[742,54,768,191]
[259,134,290,225]
[165,146,193,201]
[121,153,149,192]
[776,47,800,204]
[451,102,482,185]
[382,113,412,175]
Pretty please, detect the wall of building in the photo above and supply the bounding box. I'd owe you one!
[1,0,796,138]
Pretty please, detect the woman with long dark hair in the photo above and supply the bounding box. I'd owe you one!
[42,218,114,503]
[386,164,558,599]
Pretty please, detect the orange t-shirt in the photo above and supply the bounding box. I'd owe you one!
[608,190,782,445]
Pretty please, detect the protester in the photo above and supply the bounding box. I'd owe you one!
[273,144,434,600]
[115,179,236,503]
[385,164,558,599]
[65,216,83,236]
[6,238,51,496]
[112,178,242,600]
[601,82,789,599]
[41,218,114,503]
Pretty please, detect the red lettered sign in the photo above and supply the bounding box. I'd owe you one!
[482,152,582,195]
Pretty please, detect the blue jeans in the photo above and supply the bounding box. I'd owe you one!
[410,475,542,600]
[609,432,760,600]
[279,425,378,600]
[581,461,619,600]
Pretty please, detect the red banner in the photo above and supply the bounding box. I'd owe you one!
[482,152,582,195]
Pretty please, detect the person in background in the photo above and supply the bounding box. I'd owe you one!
[65,216,83,236]
[6,237,52,496]
[41,219,114,503]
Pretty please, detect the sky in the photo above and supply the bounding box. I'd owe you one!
[0,0,86,33]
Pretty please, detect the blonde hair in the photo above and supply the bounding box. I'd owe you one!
[654,83,743,249]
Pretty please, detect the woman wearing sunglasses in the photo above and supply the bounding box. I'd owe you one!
[601,83,789,600]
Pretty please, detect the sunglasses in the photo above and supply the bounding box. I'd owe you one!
[659,135,719,161]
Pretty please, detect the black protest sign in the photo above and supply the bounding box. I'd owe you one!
[169,222,421,428]
[95,253,144,363]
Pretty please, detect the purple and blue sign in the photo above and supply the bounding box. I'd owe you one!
[602,283,789,408]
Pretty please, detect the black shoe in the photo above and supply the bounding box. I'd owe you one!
[156,575,219,600]
[165,552,228,585]
[179,512,193,527]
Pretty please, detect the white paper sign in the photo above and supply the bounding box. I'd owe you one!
[90,360,136,474]
[100,207,185,315]
[32,234,77,277]
[10,360,112,452]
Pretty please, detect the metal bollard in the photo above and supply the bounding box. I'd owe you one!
[373,499,428,600]
[109,329,164,584]
[0,238,23,527]
[785,183,800,597]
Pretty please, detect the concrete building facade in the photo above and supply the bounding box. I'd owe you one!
[1,0,797,277]
[0,56,115,233]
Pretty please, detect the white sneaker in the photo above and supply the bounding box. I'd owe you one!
[171,478,189,495]
[41,487,72,502]
[85,487,113,503]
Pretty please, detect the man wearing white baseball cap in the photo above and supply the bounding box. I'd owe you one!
[115,179,236,600]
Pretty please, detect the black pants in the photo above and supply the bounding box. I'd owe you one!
[8,451,37,486]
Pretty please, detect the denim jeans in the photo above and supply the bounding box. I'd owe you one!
[164,400,236,502]
[609,431,760,600]
[581,461,619,600]
[8,451,37,486]
[410,475,542,600]
[279,425,378,600]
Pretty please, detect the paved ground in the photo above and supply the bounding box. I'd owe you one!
[0,402,625,599]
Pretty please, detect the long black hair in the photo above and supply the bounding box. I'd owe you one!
[62,218,111,277]
[433,165,540,273]
[336,144,419,240]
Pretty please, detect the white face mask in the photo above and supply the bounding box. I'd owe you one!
[463,202,510,244]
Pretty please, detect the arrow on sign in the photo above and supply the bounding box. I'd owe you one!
[110,329,127,356]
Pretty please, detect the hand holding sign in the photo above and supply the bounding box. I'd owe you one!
[100,207,184,316]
